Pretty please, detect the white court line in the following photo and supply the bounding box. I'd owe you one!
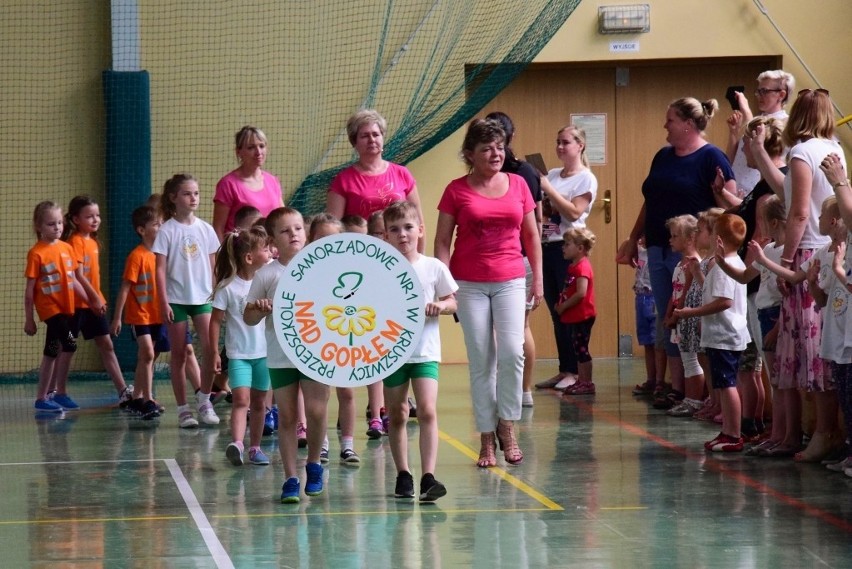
[0,459,157,466]
[164,459,235,569]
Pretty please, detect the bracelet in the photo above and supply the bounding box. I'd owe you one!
[833,181,849,189]
[779,257,794,264]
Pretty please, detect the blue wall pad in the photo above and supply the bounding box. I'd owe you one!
[103,70,152,369]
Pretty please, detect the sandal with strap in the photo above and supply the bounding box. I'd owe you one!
[496,420,524,466]
[477,432,497,468]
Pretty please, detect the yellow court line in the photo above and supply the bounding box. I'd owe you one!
[438,430,564,511]
[211,507,556,520]
[0,515,188,526]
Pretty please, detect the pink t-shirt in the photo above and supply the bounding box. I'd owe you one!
[437,173,534,282]
[328,162,415,218]
[214,170,283,233]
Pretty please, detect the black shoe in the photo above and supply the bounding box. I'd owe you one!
[126,398,146,415]
[394,471,415,498]
[140,400,161,420]
[419,473,446,503]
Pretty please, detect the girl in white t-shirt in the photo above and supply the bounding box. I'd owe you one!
[212,227,273,466]
[152,174,221,429]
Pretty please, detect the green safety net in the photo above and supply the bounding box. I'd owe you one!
[0,0,579,378]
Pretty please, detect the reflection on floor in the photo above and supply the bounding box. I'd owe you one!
[1,358,850,568]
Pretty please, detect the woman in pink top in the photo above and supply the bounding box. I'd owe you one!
[213,126,284,241]
[327,109,425,252]
[434,119,543,469]
[327,109,426,435]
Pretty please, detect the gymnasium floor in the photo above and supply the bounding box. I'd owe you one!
[1,358,851,568]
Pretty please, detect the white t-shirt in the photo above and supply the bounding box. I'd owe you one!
[700,255,750,351]
[246,260,293,369]
[408,255,458,363]
[151,217,218,304]
[212,276,266,360]
[818,275,852,364]
[544,168,597,243]
[799,243,835,293]
[634,245,651,293]
[783,138,846,249]
[732,110,788,195]
[754,243,784,309]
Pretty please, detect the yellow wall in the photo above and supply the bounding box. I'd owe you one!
[411,0,852,362]
[3,1,850,372]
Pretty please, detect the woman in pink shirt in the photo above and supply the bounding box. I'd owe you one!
[213,126,284,242]
[327,109,426,251]
[434,118,543,468]
[326,110,427,437]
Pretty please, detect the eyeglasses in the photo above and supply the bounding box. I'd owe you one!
[755,88,783,96]
[798,88,830,97]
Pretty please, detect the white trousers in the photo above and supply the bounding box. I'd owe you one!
[456,279,526,432]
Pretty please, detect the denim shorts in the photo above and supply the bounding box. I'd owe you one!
[635,293,657,346]
[706,347,742,389]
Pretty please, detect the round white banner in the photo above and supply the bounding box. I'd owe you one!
[272,233,425,387]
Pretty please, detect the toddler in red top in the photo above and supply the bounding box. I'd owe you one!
[556,228,597,396]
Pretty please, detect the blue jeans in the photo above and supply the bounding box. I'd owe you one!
[542,242,578,374]
[647,245,682,357]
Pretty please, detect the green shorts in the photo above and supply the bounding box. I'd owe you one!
[383,362,439,388]
[170,302,213,323]
[269,367,309,389]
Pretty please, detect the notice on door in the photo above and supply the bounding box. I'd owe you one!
[570,113,607,165]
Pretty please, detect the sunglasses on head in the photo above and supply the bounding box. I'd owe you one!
[798,88,830,97]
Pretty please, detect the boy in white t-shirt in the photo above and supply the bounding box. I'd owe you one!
[382,201,458,502]
[676,214,750,452]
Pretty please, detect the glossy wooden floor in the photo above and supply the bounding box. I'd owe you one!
[2,359,851,568]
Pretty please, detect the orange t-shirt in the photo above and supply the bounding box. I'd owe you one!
[67,233,105,309]
[121,244,162,325]
[25,240,78,321]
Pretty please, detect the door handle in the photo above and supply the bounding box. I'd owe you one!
[602,190,612,224]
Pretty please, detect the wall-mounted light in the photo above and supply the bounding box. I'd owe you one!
[598,4,650,34]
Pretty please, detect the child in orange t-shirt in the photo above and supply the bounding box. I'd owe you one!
[25,201,84,412]
[110,205,163,420]
[556,227,597,396]
[62,196,132,409]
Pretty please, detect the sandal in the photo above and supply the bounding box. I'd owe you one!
[632,380,655,395]
[496,420,523,466]
[794,432,840,463]
[745,439,779,456]
[477,432,497,468]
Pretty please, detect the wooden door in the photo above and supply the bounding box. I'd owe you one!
[485,57,778,359]
[481,66,617,360]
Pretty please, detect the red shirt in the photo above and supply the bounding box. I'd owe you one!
[559,256,596,324]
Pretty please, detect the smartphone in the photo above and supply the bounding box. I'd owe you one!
[524,153,548,175]
[725,86,744,111]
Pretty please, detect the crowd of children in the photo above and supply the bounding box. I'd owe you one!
[23,172,461,503]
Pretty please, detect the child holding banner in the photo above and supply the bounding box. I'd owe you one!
[382,201,458,501]
[244,207,330,503]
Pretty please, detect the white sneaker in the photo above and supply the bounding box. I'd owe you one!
[826,457,852,472]
[197,402,220,425]
[178,407,198,429]
[554,375,577,390]
[522,391,534,408]
[667,398,701,417]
